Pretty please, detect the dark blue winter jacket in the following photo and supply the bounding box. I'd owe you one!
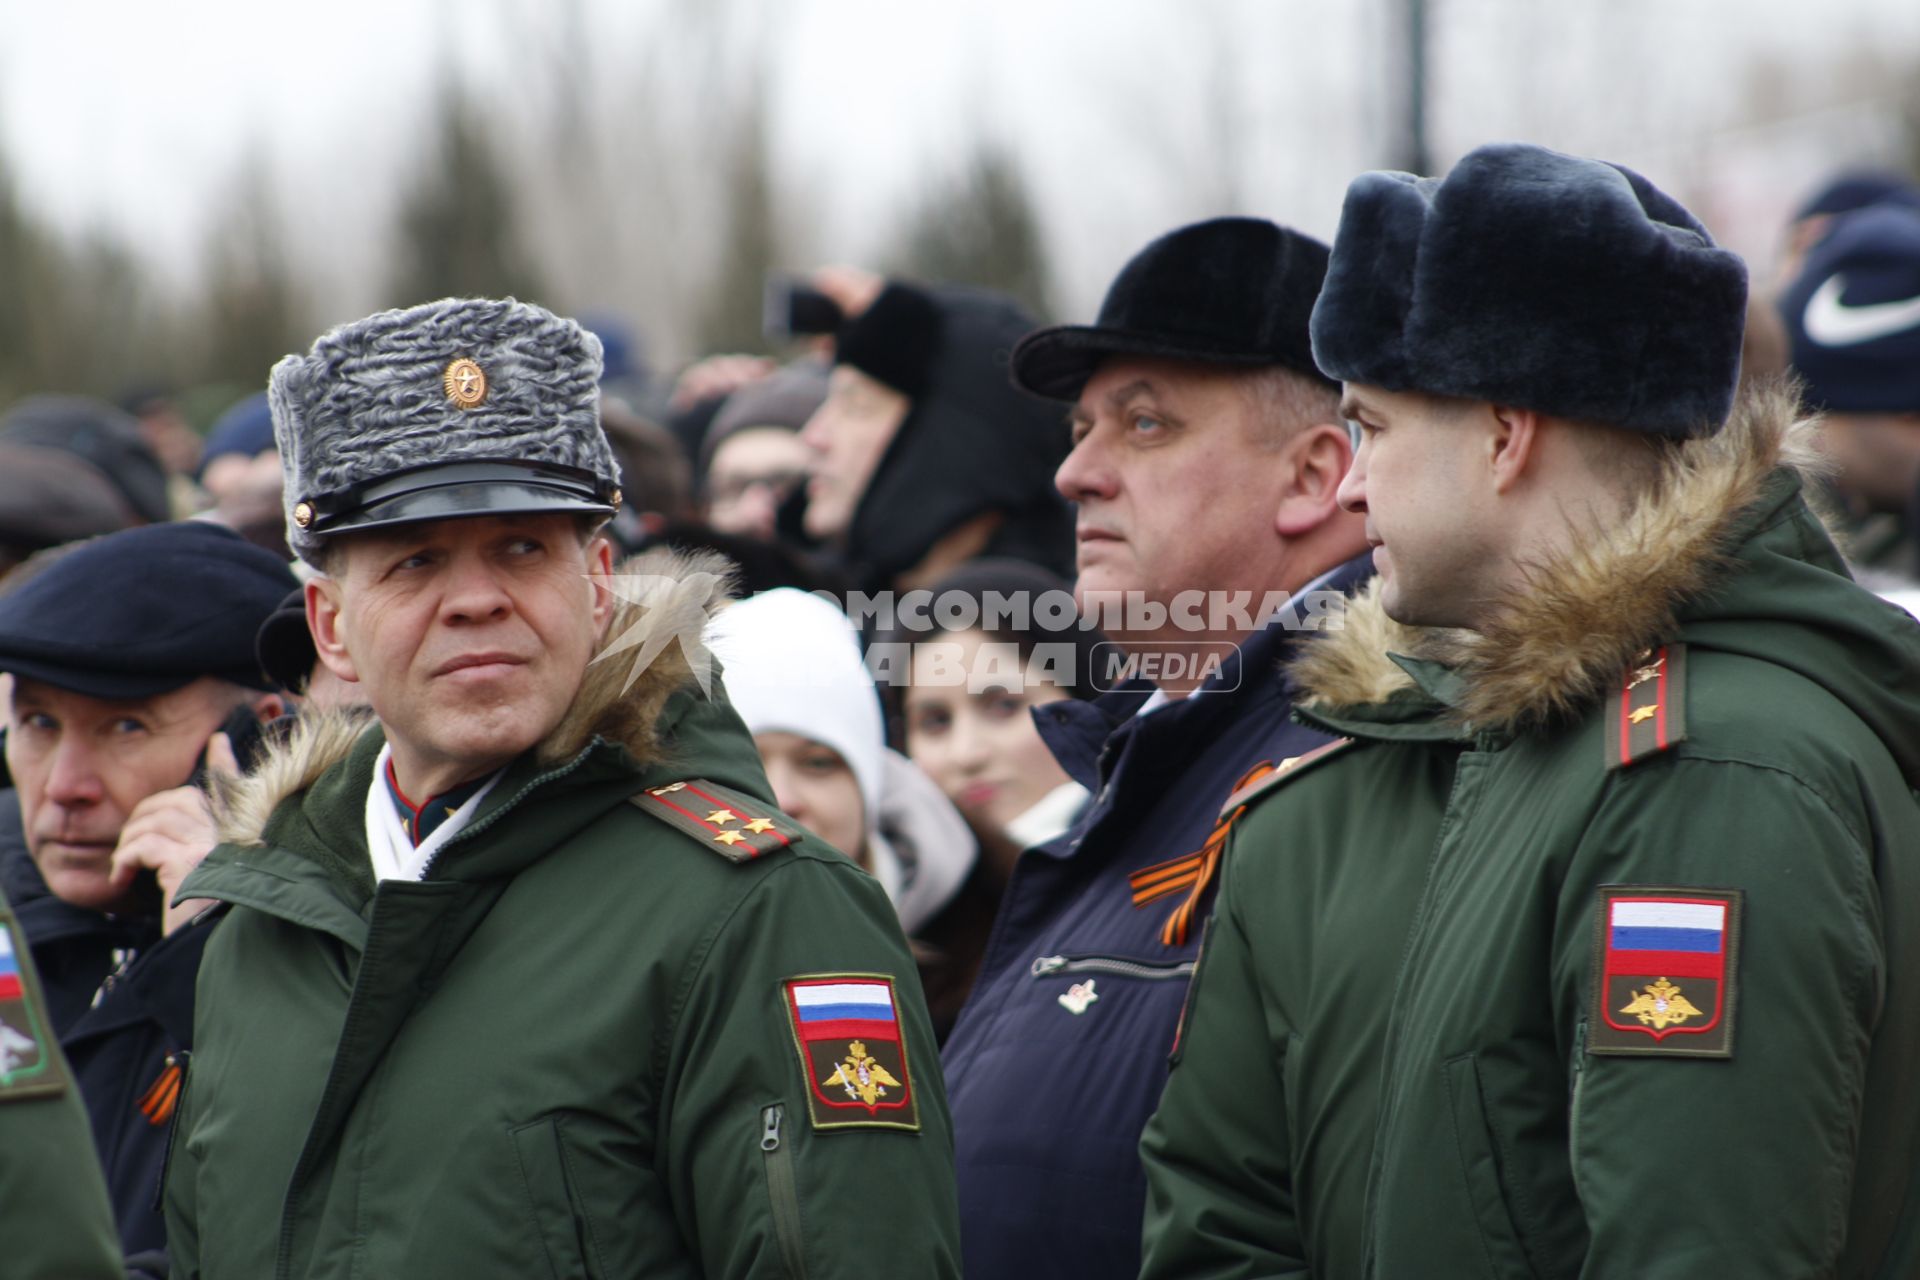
[942,553,1371,1280]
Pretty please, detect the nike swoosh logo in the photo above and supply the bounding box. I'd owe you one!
[1801,274,1920,347]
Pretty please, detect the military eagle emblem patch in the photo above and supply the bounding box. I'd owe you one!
[0,917,67,1102]
[782,976,920,1132]
[1588,886,1742,1058]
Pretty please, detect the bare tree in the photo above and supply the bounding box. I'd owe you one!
[387,78,548,308]
[198,153,311,391]
[887,140,1055,320]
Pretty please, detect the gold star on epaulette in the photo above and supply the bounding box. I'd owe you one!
[744,818,776,834]
[706,809,738,825]
[714,830,747,846]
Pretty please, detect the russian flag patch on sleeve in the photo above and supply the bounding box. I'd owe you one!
[0,915,68,1102]
[1587,886,1743,1058]
[782,975,921,1132]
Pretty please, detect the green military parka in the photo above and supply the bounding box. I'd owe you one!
[1141,385,1920,1278]
[165,555,961,1279]
[0,886,122,1280]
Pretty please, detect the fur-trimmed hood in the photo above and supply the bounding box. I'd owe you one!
[213,547,736,848]
[1291,381,1920,759]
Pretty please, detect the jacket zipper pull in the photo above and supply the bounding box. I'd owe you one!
[761,1103,783,1152]
[1030,955,1067,977]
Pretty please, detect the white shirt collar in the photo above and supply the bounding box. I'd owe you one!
[364,742,503,883]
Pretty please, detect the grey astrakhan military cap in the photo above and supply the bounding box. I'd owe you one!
[272,296,623,565]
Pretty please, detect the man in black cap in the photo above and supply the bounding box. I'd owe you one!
[0,519,295,1259]
[938,217,1372,1280]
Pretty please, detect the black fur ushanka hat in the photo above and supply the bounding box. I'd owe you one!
[1310,142,1749,438]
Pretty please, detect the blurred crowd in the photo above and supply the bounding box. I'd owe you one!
[3,154,1920,1279]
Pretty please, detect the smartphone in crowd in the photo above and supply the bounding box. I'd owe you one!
[763,275,844,342]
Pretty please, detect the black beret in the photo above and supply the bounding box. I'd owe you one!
[1310,142,1749,438]
[0,521,298,699]
[1011,217,1336,401]
[1778,202,1920,414]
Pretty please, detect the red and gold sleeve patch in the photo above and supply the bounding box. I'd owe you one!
[782,975,921,1133]
[628,779,804,863]
[1588,885,1742,1058]
[0,915,70,1103]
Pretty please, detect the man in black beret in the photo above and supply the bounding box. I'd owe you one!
[0,520,295,1261]
[1142,142,1920,1279]
[939,216,1373,1280]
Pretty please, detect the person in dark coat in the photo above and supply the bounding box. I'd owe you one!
[938,217,1373,1280]
[795,268,1075,590]
[0,520,293,1258]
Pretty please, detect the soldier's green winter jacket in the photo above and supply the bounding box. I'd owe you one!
[1141,387,1920,1278]
[165,562,961,1280]
[0,889,122,1280]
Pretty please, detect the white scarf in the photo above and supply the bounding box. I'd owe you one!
[364,743,503,883]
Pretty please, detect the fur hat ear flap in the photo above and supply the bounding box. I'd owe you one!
[1308,173,1436,394]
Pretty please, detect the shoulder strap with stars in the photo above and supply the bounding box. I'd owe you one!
[1604,643,1688,770]
[1216,737,1356,818]
[628,779,805,864]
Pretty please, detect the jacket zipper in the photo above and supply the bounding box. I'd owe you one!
[1569,1018,1589,1161]
[415,751,601,881]
[152,1050,192,1212]
[761,1104,807,1278]
[1030,954,1197,981]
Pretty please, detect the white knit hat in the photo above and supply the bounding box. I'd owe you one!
[705,588,886,832]
[705,588,975,931]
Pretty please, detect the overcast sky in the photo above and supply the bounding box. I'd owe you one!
[4,0,1918,335]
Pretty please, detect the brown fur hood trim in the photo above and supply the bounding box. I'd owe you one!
[1292,380,1826,731]
[213,546,736,846]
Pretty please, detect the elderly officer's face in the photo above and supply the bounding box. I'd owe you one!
[311,514,614,795]
[1056,358,1305,612]
[1336,384,1501,627]
[5,676,242,912]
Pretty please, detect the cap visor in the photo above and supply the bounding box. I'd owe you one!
[316,479,615,541]
[1010,326,1283,401]
[0,654,200,700]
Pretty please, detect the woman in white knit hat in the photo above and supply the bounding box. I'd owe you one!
[705,587,975,937]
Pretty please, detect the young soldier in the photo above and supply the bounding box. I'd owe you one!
[1142,143,1920,1279]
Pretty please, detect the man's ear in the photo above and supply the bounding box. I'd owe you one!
[248,691,288,722]
[587,535,617,642]
[1275,423,1356,537]
[306,578,360,684]
[1487,403,1544,496]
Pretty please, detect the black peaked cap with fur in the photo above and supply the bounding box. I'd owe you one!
[1310,142,1749,438]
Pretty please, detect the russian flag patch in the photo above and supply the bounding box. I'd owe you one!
[1588,886,1743,1058]
[0,916,67,1102]
[782,975,920,1132]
